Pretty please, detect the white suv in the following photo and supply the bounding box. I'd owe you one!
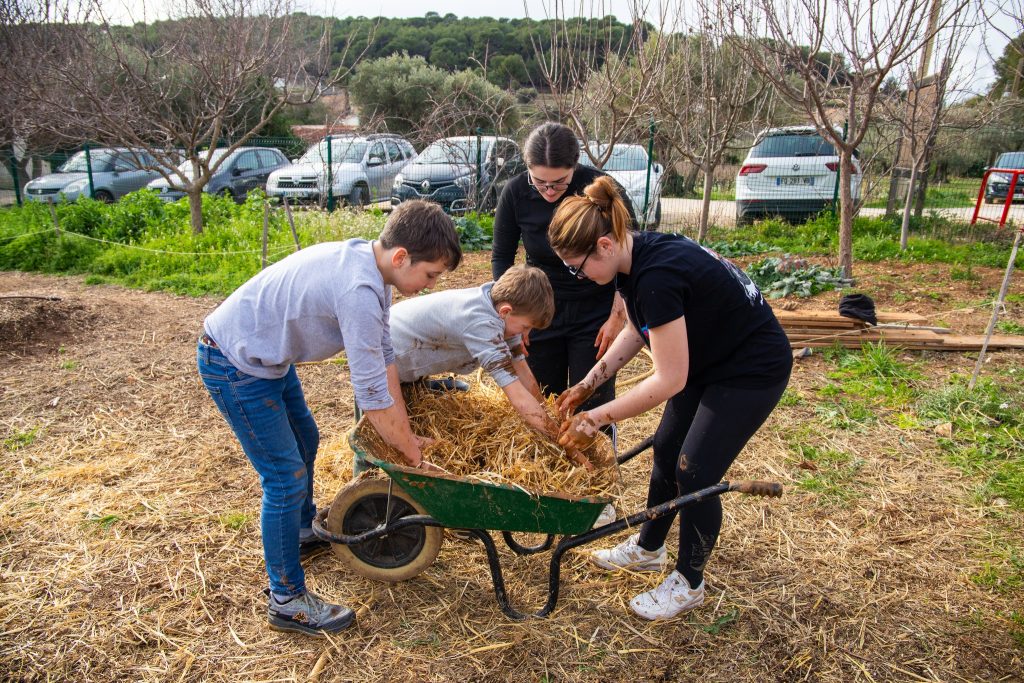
[267,134,416,206]
[735,126,861,225]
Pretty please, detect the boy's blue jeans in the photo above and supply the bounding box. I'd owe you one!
[197,341,318,598]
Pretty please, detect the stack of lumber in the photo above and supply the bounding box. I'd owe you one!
[771,306,1024,352]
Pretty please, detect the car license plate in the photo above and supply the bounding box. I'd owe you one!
[777,176,814,186]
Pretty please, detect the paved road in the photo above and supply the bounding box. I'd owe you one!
[657,197,1021,231]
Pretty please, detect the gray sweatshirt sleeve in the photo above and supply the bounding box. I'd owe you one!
[463,318,519,388]
[337,284,394,411]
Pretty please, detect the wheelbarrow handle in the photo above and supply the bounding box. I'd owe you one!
[730,480,784,497]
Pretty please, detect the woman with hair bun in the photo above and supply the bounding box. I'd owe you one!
[491,122,637,431]
[550,175,792,620]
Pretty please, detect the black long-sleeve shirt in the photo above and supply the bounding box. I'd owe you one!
[490,167,636,302]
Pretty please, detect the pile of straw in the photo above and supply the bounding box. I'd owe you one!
[355,381,621,499]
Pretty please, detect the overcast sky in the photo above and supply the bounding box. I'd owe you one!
[96,0,1011,100]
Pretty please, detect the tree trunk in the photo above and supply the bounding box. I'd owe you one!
[188,189,204,235]
[900,161,919,250]
[839,148,855,280]
[698,167,714,241]
[681,164,700,197]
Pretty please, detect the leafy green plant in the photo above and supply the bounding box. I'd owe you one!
[745,255,850,298]
[702,240,775,258]
[996,320,1024,335]
[4,426,39,451]
[453,214,492,251]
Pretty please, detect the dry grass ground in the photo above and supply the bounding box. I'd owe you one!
[1,253,1022,682]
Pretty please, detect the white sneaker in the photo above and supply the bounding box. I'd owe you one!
[629,570,705,620]
[590,533,667,572]
[592,504,616,529]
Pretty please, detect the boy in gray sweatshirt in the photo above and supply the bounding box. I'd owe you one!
[198,200,461,637]
[390,265,590,468]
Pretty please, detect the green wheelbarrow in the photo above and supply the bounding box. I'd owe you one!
[312,429,783,620]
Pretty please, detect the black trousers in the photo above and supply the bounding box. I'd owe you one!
[526,296,616,412]
[638,373,790,587]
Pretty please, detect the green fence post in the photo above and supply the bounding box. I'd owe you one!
[9,148,22,206]
[831,120,847,216]
[326,135,334,212]
[83,143,96,200]
[642,117,655,230]
[475,126,483,210]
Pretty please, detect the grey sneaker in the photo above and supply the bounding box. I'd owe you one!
[265,589,355,636]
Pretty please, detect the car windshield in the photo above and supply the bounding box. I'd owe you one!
[298,140,367,165]
[599,146,648,171]
[418,140,491,164]
[750,133,836,158]
[995,152,1024,169]
[175,149,230,179]
[59,151,115,173]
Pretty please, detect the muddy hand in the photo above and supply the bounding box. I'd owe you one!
[557,411,600,450]
[555,383,594,420]
[563,445,595,471]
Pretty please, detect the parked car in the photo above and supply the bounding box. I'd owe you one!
[735,126,861,225]
[984,151,1024,204]
[579,143,663,229]
[148,146,289,203]
[24,148,169,203]
[391,136,525,213]
[266,134,416,206]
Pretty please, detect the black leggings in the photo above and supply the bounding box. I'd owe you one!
[637,375,790,587]
[527,296,616,412]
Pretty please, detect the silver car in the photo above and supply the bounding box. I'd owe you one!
[148,147,289,203]
[267,134,416,206]
[24,148,167,203]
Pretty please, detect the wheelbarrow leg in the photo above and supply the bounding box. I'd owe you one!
[472,481,782,620]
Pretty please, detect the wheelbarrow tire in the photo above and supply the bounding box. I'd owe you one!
[326,478,441,583]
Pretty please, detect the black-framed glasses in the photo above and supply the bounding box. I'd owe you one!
[527,175,571,193]
[566,250,594,280]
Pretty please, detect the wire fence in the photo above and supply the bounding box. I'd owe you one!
[3,122,1022,236]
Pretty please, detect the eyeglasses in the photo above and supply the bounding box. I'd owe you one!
[566,250,594,280]
[527,175,571,193]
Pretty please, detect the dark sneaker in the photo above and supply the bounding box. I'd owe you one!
[265,589,355,636]
[424,377,470,392]
[298,535,330,561]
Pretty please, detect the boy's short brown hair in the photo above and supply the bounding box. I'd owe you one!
[380,200,463,270]
[491,265,555,329]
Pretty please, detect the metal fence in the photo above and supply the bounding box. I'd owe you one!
[3,123,1021,236]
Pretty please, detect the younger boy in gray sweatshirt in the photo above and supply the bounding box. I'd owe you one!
[390,265,590,467]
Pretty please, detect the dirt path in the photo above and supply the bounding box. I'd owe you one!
[1,258,1021,682]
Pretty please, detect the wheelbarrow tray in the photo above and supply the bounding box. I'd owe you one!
[349,428,615,536]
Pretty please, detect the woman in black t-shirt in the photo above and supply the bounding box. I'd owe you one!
[491,122,636,421]
[550,176,792,621]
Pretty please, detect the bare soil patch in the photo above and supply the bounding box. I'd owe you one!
[0,254,1021,682]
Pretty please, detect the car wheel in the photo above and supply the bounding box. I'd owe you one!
[218,187,237,203]
[92,190,114,203]
[348,184,368,208]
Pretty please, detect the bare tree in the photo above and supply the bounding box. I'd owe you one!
[20,0,363,233]
[651,0,775,240]
[531,0,664,167]
[881,7,977,248]
[728,0,971,278]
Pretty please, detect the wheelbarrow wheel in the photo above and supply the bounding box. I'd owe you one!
[326,478,441,583]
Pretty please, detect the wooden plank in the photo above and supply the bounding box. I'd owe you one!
[940,334,1024,350]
